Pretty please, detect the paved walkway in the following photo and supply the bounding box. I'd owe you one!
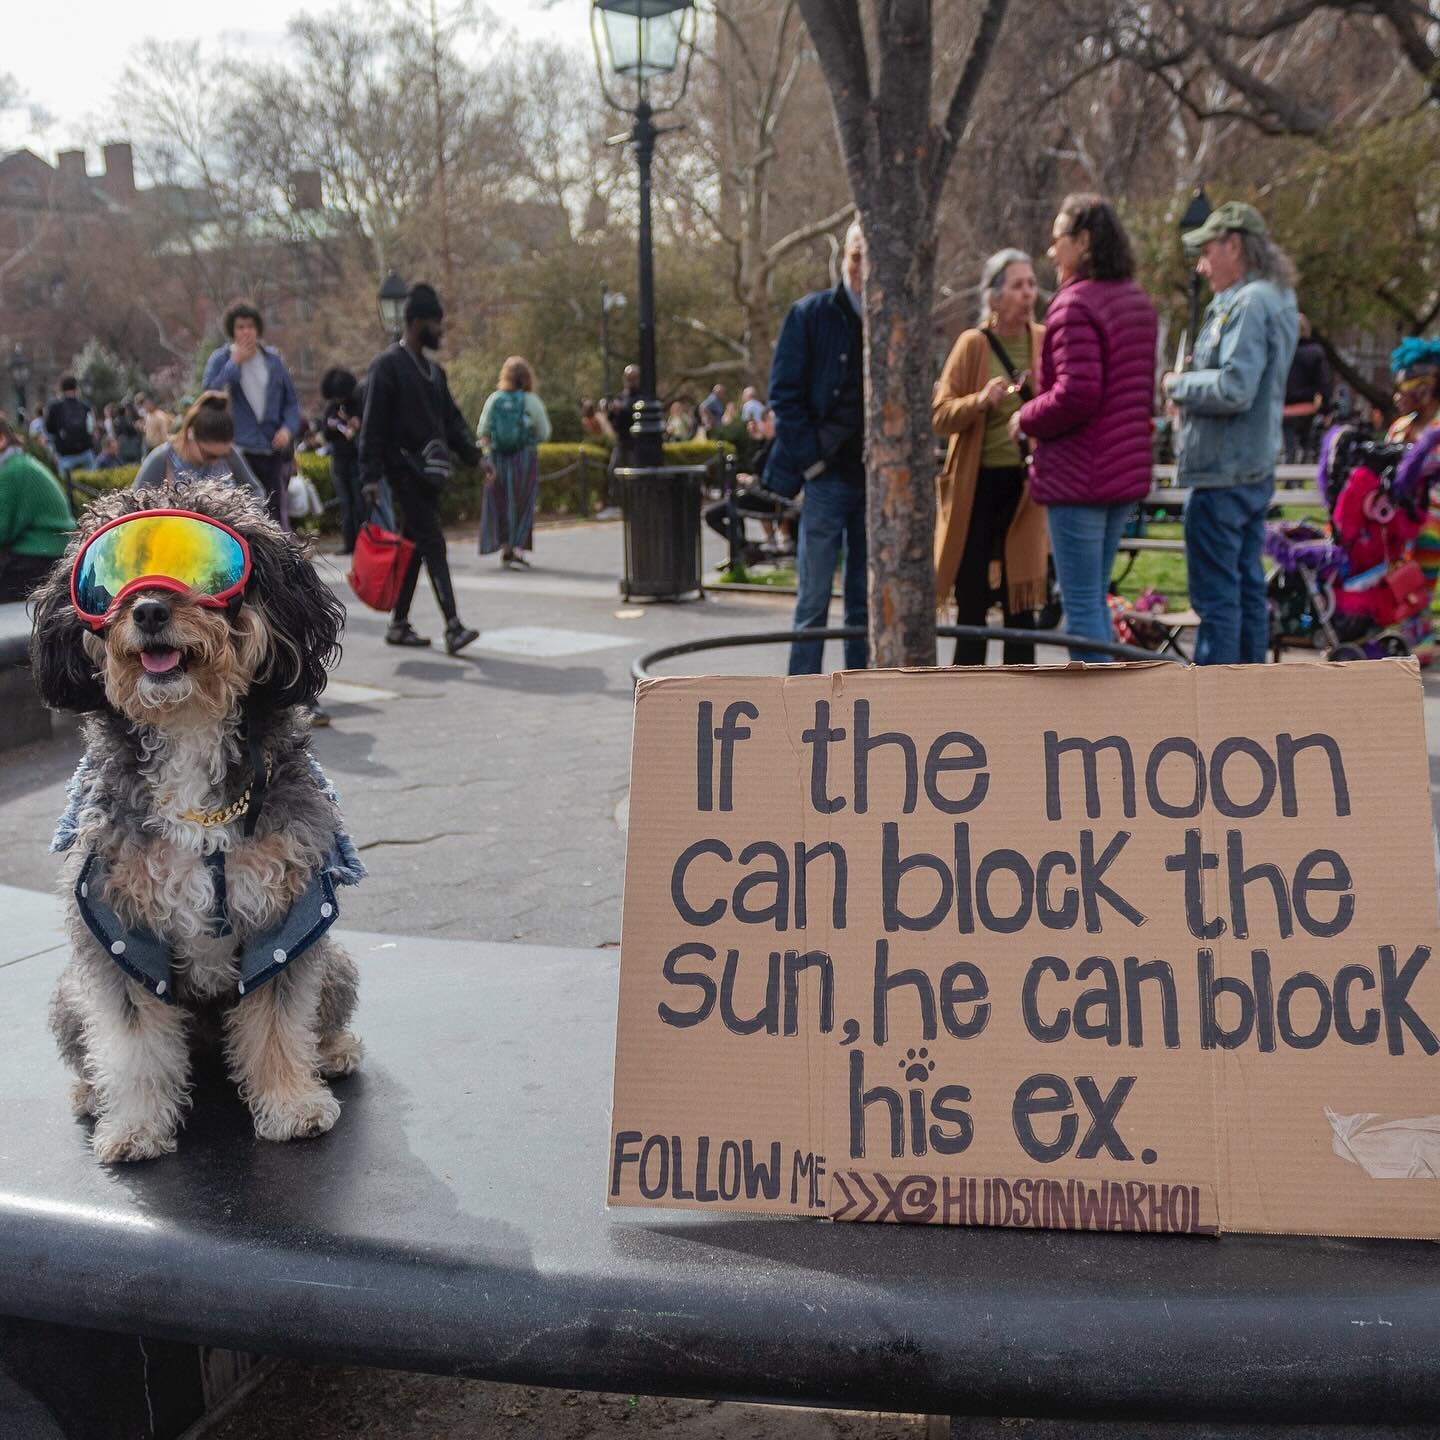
[7,518,1440,945]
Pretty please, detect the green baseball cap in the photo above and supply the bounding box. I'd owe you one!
[1182,200,1268,250]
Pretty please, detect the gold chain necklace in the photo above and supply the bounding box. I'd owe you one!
[170,751,273,827]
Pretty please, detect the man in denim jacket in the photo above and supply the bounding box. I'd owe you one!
[1165,202,1298,665]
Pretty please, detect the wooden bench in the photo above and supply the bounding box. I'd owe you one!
[3,907,1439,1438]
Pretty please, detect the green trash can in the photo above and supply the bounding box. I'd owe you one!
[616,464,707,600]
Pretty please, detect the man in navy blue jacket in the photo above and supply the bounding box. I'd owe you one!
[765,222,867,673]
[202,299,301,524]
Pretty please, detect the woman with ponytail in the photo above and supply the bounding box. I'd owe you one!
[132,391,266,504]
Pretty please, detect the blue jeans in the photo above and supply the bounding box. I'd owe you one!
[789,476,867,673]
[57,450,95,479]
[1184,477,1274,665]
[1047,502,1133,662]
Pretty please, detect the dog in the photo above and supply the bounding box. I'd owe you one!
[29,480,365,1163]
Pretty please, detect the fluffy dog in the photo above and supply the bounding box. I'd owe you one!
[30,481,365,1163]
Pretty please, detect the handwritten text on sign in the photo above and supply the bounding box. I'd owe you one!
[608,668,1440,1237]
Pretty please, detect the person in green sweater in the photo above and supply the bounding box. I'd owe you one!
[0,413,75,602]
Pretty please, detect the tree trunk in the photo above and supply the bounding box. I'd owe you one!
[798,0,1008,668]
[860,230,940,666]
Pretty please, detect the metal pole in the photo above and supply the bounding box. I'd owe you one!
[630,100,665,469]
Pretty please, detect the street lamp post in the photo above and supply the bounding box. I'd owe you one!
[10,344,30,416]
[600,284,627,398]
[377,272,408,343]
[591,0,695,470]
[1178,186,1213,370]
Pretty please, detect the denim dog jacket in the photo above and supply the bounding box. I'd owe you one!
[74,851,342,1004]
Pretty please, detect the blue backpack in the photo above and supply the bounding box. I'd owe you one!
[490,391,532,455]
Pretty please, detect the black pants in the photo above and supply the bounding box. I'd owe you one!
[952,465,1035,666]
[332,452,362,552]
[243,450,288,525]
[392,476,457,626]
[702,489,791,546]
[0,552,55,603]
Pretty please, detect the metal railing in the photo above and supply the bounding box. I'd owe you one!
[633,624,1183,682]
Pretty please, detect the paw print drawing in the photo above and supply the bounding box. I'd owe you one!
[900,1047,935,1083]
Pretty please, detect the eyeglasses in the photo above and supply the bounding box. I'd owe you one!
[70,509,251,630]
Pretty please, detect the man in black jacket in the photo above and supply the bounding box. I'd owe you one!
[359,283,480,654]
[45,375,96,487]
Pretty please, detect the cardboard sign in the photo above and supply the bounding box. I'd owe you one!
[610,662,1440,1237]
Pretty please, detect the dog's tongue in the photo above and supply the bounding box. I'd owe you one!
[141,648,182,674]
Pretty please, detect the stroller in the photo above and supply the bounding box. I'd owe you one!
[1265,425,1440,661]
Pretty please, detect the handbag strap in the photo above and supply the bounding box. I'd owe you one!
[981,326,1034,403]
[982,326,1034,463]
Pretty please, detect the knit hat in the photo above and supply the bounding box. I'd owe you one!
[404,283,445,323]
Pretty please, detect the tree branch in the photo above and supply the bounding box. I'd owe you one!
[764,199,856,266]
[931,0,1010,205]
[674,313,750,359]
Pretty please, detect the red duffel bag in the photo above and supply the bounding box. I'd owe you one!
[348,522,415,613]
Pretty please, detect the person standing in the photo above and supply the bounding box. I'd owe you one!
[0,412,74,603]
[132,391,267,505]
[698,383,727,435]
[1012,194,1157,662]
[739,385,765,427]
[933,247,1049,666]
[1164,201,1299,666]
[602,364,642,520]
[477,356,552,568]
[1385,337,1440,445]
[44,376,96,490]
[321,367,364,555]
[358,282,480,655]
[766,220,868,674]
[202,299,301,526]
[1282,314,1332,463]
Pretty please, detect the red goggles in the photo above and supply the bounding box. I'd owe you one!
[70,510,252,631]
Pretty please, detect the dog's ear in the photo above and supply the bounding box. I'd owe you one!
[245,527,344,713]
[28,552,108,713]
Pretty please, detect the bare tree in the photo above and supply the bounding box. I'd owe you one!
[796,0,1009,667]
[1047,1,1435,136]
[662,0,853,388]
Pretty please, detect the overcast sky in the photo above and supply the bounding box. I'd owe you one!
[4,0,593,160]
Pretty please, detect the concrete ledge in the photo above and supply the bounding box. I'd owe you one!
[1,891,1439,1426]
[0,601,49,748]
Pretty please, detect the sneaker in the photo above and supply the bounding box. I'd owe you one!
[385,622,432,647]
[445,620,480,655]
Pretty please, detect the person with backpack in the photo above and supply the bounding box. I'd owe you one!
[45,376,96,488]
[477,355,551,568]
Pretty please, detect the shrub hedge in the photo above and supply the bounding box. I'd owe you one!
[66,440,735,532]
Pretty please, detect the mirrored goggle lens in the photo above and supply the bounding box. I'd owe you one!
[73,514,248,621]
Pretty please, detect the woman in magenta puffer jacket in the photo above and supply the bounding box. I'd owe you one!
[1013,195,1158,660]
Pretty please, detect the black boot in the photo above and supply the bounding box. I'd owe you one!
[386,621,431,647]
[445,619,479,655]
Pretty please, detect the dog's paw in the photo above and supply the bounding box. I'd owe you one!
[318,1030,364,1078]
[91,1121,178,1164]
[69,1079,100,1118]
[251,1087,341,1143]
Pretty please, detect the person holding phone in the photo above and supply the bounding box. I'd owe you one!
[933,248,1049,666]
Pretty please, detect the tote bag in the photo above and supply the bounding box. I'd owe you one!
[348,521,415,612]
